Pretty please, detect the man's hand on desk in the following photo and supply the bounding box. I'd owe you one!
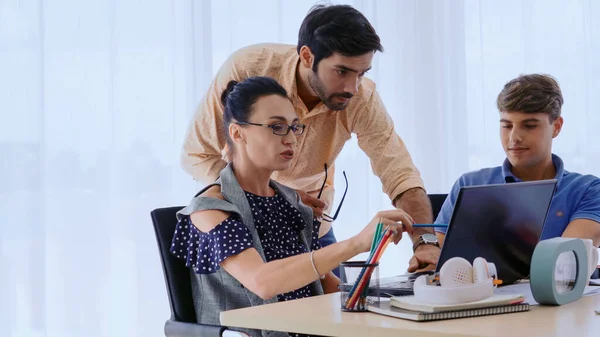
[296,189,328,219]
[407,244,440,273]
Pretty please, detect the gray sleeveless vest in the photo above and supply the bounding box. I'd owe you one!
[177,163,324,337]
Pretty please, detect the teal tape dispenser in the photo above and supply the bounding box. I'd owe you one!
[530,237,588,305]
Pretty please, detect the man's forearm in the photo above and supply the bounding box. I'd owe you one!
[394,187,434,243]
[562,219,600,247]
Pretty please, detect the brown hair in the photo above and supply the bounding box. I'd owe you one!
[496,74,563,122]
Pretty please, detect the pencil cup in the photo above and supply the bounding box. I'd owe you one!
[338,261,380,312]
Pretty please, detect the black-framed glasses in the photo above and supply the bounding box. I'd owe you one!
[236,121,305,136]
[316,163,348,222]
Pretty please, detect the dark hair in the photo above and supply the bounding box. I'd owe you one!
[496,74,563,122]
[297,4,383,72]
[221,76,288,148]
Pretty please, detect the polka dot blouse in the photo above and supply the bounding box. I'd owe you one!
[171,191,322,304]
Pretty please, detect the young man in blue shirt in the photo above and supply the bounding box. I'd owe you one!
[435,74,600,247]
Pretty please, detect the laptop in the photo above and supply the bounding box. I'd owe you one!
[376,179,558,297]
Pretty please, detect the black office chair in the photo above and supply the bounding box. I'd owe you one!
[151,206,249,337]
[427,193,447,220]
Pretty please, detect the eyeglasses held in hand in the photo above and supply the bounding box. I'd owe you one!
[235,121,305,136]
[316,163,348,222]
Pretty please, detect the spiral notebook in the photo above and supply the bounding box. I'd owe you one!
[389,293,526,313]
[368,300,530,322]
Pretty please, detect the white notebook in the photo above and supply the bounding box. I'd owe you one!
[389,293,525,313]
[368,300,530,322]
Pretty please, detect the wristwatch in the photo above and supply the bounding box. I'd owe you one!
[413,233,440,251]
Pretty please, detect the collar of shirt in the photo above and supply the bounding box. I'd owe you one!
[501,153,565,186]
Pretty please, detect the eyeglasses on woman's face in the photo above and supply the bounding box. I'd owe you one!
[235,121,305,136]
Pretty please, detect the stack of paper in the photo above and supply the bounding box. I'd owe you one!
[368,293,528,321]
[389,293,526,313]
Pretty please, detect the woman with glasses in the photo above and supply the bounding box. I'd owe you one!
[171,76,412,337]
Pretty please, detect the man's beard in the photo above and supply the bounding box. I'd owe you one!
[308,71,353,111]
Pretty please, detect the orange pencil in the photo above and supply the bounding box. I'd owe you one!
[346,232,393,309]
[346,236,391,309]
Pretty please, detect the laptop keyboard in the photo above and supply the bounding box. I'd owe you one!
[380,280,414,289]
[377,271,435,297]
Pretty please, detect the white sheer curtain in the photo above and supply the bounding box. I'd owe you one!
[1,1,599,336]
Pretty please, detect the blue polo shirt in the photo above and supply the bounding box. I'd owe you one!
[435,154,600,240]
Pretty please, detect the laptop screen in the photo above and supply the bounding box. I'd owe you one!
[436,179,557,284]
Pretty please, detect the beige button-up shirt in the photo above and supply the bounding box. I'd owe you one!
[182,43,424,232]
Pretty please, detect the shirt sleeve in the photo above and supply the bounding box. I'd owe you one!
[353,89,425,203]
[180,49,251,184]
[434,177,465,234]
[570,179,600,224]
[170,215,254,274]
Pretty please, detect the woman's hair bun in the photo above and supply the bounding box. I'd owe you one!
[220,80,239,107]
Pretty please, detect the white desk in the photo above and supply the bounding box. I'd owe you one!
[221,292,600,337]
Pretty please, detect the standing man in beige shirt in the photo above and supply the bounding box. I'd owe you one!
[181,4,440,274]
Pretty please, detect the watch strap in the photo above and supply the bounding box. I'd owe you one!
[413,235,440,251]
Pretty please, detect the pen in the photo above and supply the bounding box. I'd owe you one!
[412,224,448,228]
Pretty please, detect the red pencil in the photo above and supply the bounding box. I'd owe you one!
[346,230,393,309]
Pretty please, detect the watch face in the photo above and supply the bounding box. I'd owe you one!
[422,233,438,243]
[554,251,578,294]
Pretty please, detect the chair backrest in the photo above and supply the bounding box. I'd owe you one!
[151,206,197,323]
[428,194,448,221]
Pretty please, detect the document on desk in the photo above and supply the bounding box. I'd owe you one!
[494,283,600,305]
